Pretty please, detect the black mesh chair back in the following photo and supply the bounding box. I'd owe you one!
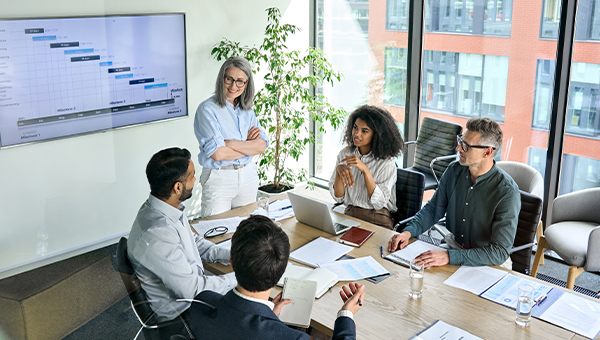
[393,168,425,231]
[510,191,543,275]
[407,117,462,190]
[114,237,192,340]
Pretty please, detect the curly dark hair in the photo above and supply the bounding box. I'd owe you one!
[342,105,405,159]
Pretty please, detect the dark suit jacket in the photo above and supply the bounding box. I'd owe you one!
[186,290,356,340]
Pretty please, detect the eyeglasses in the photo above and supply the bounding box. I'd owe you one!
[224,75,247,87]
[456,134,496,152]
[204,226,228,238]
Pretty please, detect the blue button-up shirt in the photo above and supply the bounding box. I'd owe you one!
[194,96,269,169]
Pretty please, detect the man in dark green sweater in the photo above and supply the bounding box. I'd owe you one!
[388,117,520,268]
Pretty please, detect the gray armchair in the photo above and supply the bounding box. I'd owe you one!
[531,188,600,289]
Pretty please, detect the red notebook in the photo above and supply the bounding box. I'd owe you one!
[339,227,374,247]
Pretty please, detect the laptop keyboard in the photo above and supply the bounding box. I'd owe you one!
[334,223,347,233]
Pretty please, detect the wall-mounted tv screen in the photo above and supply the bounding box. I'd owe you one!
[0,13,187,148]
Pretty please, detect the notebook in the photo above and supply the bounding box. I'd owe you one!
[289,237,353,267]
[384,240,445,267]
[339,227,374,247]
[277,263,339,298]
[278,277,318,328]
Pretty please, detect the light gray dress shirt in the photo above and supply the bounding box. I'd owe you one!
[328,146,397,213]
[128,195,236,321]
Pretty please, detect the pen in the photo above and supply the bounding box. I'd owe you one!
[535,293,548,306]
[380,246,384,258]
[358,296,362,306]
[277,205,292,211]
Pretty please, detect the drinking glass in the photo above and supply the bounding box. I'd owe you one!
[257,197,270,217]
[409,259,424,299]
[516,284,534,327]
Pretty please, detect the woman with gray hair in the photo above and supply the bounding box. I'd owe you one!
[194,56,269,216]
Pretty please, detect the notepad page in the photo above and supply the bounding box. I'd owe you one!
[303,267,338,298]
[277,262,313,287]
[386,240,444,266]
[279,277,318,328]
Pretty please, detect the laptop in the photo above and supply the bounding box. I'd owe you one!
[287,192,360,235]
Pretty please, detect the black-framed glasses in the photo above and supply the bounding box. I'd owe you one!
[224,75,247,87]
[204,226,228,238]
[456,134,496,153]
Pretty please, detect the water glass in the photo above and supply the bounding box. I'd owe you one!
[516,284,534,327]
[257,197,270,217]
[409,259,424,299]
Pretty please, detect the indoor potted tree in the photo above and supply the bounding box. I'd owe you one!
[211,7,346,194]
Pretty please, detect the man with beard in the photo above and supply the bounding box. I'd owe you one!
[128,147,234,338]
[388,118,520,269]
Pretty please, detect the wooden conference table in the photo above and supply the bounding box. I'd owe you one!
[200,194,598,340]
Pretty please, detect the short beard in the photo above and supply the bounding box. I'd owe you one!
[179,184,193,202]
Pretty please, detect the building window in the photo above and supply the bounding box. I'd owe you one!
[384,47,408,107]
[532,59,600,137]
[386,0,409,31]
[423,0,511,36]
[420,51,508,121]
[541,0,600,41]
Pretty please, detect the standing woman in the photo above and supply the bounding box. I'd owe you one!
[329,105,404,229]
[194,56,269,216]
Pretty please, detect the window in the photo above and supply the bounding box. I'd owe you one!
[424,0,511,36]
[541,0,600,41]
[384,47,408,107]
[532,60,600,137]
[420,51,507,121]
[386,0,409,31]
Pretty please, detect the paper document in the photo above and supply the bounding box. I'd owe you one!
[252,199,295,221]
[290,237,353,267]
[318,256,390,281]
[480,274,552,309]
[410,320,483,340]
[537,291,600,339]
[444,266,508,295]
[384,240,445,267]
[191,217,243,237]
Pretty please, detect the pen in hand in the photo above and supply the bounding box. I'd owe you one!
[358,296,362,306]
[380,246,384,258]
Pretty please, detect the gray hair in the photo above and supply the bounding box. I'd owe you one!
[214,56,255,111]
[466,117,503,157]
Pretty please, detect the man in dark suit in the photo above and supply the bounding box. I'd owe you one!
[185,215,364,340]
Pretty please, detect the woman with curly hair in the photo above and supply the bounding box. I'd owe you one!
[329,105,404,229]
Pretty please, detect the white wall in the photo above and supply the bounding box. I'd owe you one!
[0,0,308,279]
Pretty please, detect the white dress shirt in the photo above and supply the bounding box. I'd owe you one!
[328,146,397,213]
[128,195,236,321]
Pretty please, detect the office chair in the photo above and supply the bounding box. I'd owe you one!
[405,117,462,191]
[531,188,600,289]
[510,190,543,275]
[497,161,545,243]
[113,237,194,340]
[393,167,425,231]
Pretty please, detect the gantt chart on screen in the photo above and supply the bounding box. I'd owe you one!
[0,14,187,147]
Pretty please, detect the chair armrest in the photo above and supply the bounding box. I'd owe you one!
[586,226,600,272]
[429,154,458,183]
[394,216,415,231]
[510,243,534,254]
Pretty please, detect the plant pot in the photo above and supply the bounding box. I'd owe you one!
[258,183,294,198]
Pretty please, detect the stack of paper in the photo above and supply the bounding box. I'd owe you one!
[318,256,390,281]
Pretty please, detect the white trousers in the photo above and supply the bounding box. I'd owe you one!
[200,162,259,217]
